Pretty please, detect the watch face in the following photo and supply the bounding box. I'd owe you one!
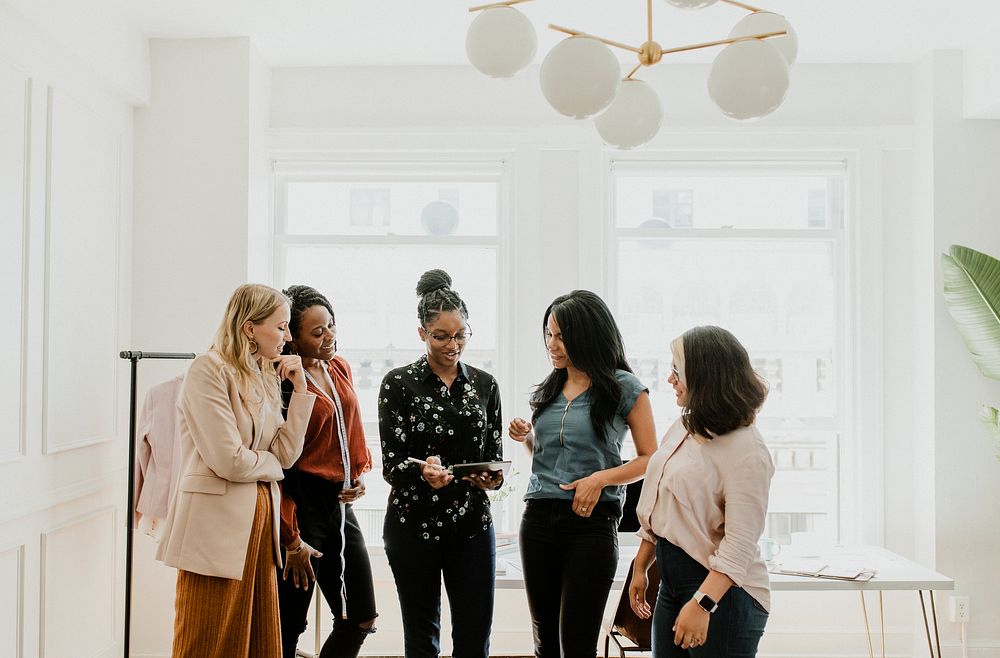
[697,593,718,612]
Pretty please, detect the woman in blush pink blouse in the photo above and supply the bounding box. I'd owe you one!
[629,326,774,657]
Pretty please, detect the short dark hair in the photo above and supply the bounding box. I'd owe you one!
[282,284,335,344]
[415,269,469,326]
[680,325,768,439]
[530,290,632,442]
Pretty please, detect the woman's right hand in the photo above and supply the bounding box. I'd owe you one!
[629,566,652,619]
[421,455,454,489]
[508,417,532,442]
[283,539,323,589]
[272,354,307,393]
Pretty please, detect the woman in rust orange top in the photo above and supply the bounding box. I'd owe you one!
[277,284,376,658]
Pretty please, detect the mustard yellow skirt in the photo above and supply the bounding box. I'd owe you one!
[172,483,281,658]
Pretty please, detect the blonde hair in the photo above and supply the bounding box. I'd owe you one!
[211,283,290,407]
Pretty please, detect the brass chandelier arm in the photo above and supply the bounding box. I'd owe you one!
[720,0,766,12]
[659,29,786,55]
[547,24,785,61]
[468,0,534,13]
[625,63,642,80]
[548,24,642,54]
[647,0,654,43]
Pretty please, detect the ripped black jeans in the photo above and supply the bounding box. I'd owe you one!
[278,474,377,658]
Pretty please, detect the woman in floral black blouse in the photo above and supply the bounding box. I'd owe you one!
[379,269,503,658]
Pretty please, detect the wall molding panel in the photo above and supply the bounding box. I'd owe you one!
[39,507,116,657]
[0,469,123,527]
[0,58,31,463]
[41,85,122,454]
[0,544,25,658]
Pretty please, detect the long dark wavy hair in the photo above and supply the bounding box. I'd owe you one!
[529,290,632,442]
[680,326,768,439]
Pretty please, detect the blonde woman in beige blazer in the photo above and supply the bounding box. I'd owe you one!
[156,284,315,658]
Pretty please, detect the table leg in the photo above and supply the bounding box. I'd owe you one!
[930,591,942,658]
[879,591,885,658]
[919,590,936,658]
[860,590,875,658]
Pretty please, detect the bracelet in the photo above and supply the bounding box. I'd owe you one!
[286,542,305,555]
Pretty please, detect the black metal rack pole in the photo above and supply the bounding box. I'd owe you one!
[119,350,195,658]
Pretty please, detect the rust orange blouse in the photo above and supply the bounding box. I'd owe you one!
[279,356,372,546]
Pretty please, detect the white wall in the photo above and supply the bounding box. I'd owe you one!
[270,63,911,130]
[921,50,1000,650]
[0,2,143,656]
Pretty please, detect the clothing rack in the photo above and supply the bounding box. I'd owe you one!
[120,350,196,658]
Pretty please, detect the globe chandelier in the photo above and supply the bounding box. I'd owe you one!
[466,0,798,149]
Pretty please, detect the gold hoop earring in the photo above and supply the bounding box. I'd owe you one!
[249,339,259,355]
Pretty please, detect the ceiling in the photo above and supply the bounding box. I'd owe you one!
[110,0,1000,68]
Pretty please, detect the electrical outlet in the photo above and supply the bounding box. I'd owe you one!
[949,595,971,622]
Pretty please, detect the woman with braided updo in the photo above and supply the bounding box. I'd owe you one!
[378,269,504,658]
[276,284,377,658]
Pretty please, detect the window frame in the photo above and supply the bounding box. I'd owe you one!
[271,154,516,541]
[604,149,873,546]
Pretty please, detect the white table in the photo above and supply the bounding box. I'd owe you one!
[496,544,954,658]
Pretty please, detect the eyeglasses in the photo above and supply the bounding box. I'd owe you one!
[428,330,472,345]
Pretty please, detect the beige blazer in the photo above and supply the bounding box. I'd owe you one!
[156,351,315,580]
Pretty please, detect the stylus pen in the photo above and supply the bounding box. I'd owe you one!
[407,456,450,471]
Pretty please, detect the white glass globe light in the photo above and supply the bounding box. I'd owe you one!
[729,12,798,64]
[594,79,663,149]
[663,0,719,8]
[466,7,537,78]
[540,36,621,119]
[708,39,789,120]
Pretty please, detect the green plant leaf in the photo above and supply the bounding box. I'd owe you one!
[982,405,1000,434]
[986,406,1000,461]
[941,245,1000,380]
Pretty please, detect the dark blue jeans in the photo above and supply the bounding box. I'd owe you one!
[519,498,620,658]
[653,539,768,658]
[383,513,495,658]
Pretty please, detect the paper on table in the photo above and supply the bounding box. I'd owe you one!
[771,559,876,581]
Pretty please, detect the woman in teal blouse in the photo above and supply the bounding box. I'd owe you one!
[509,289,657,657]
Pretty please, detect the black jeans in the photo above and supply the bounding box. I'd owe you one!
[278,475,377,658]
[383,513,496,658]
[519,498,620,658]
[652,539,768,658]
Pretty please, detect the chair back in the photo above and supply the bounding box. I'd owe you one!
[613,557,659,647]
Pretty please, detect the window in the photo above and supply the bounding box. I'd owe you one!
[611,160,848,544]
[274,161,507,546]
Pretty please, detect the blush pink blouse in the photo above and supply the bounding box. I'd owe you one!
[636,418,775,611]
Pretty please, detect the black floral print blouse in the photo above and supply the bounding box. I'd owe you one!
[378,355,503,541]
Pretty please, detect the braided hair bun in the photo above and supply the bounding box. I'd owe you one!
[416,269,453,296]
[415,269,469,325]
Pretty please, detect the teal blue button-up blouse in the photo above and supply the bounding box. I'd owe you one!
[524,369,647,510]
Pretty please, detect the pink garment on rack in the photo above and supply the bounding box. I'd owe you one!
[133,375,184,530]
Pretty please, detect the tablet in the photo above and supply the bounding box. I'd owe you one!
[451,460,511,478]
